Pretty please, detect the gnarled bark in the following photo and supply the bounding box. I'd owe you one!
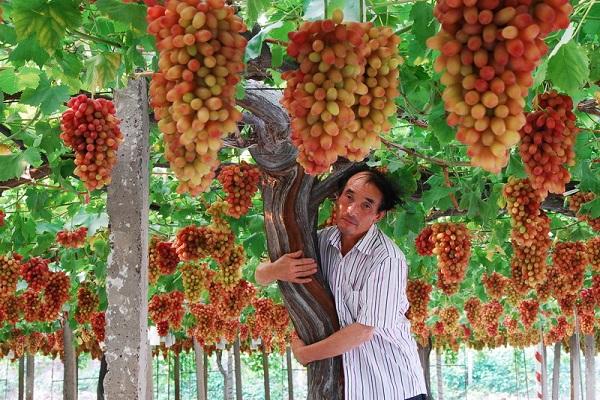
[237,80,344,399]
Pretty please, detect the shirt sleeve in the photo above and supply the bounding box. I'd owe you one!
[356,256,408,329]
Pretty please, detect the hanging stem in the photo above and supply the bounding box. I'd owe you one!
[324,0,328,18]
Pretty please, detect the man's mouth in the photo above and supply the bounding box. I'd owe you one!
[341,216,357,226]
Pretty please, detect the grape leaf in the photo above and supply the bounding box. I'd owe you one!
[0,148,43,181]
[84,53,121,91]
[20,75,70,115]
[8,36,50,68]
[11,0,81,54]
[0,68,18,95]
[245,0,270,28]
[410,2,436,49]
[95,0,147,32]
[547,41,590,97]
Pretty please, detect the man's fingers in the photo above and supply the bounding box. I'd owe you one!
[285,250,304,259]
[292,277,312,284]
[293,258,316,266]
[294,263,317,273]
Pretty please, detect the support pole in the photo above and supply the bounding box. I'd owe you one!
[63,315,77,400]
[286,346,294,400]
[233,337,242,400]
[146,346,153,400]
[417,340,432,398]
[436,347,444,400]
[98,355,107,400]
[262,349,271,400]
[569,334,581,400]
[552,342,561,400]
[193,338,206,400]
[18,357,24,400]
[537,336,548,400]
[584,335,595,400]
[174,353,181,400]
[25,355,34,400]
[104,78,150,400]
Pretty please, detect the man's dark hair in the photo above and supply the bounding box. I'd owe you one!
[337,164,401,212]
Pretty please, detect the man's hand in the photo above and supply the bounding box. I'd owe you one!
[255,250,317,285]
[291,331,309,366]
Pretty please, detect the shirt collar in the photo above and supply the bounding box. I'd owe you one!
[328,224,378,255]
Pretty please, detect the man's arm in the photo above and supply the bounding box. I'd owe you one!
[291,323,375,365]
[254,250,318,285]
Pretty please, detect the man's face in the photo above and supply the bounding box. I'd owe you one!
[335,173,385,239]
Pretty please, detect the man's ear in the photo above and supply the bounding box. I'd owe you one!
[375,210,386,223]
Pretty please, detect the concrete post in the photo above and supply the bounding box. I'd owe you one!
[104,78,151,400]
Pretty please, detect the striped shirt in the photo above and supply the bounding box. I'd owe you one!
[318,224,427,400]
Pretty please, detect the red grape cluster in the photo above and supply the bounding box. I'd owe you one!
[586,237,600,272]
[180,262,213,302]
[415,226,435,256]
[20,257,51,293]
[0,294,21,324]
[519,91,579,198]
[518,299,538,328]
[406,279,432,322]
[480,300,503,337]
[511,211,551,287]
[60,95,123,190]
[75,283,99,324]
[38,271,71,322]
[464,297,482,326]
[148,291,185,336]
[217,162,261,218]
[568,192,600,232]
[90,311,106,342]
[549,241,587,298]
[431,222,472,291]
[0,210,5,226]
[482,271,508,299]
[215,243,245,288]
[21,290,41,322]
[190,303,219,345]
[427,0,571,173]
[544,316,572,345]
[209,279,256,319]
[56,227,88,248]
[503,177,544,246]
[147,0,247,195]
[281,10,402,174]
[0,254,21,297]
[148,236,162,284]
[155,241,180,274]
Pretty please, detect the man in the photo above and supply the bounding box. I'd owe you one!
[255,167,427,400]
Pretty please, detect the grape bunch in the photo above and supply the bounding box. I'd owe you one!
[190,303,219,345]
[20,257,51,293]
[147,0,247,195]
[155,241,180,275]
[406,279,432,322]
[174,225,211,260]
[215,243,245,288]
[480,300,504,337]
[0,210,5,226]
[503,177,544,246]
[518,299,538,327]
[544,316,572,345]
[415,226,435,256]
[464,297,482,327]
[431,222,472,289]
[39,271,71,322]
[0,254,21,297]
[482,271,508,299]
[0,294,21,324]
[427,0,571,173]
[519,91,579,198]
[209,278,256,319]
[21,290,41,322]
[148,291,185,336]
[90,312,106,342]
[439,306,461,335]
[549,241,588,297]
[180,262,214,302]
[568,192,600,232]
[60,95,123,190]
[148,236,162,284]
[56,227,88,248]
[586,237,600,271]
[75,283,99,324]
[217,162,261,218]
[282,10,402,174]
[511,211,551,287]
